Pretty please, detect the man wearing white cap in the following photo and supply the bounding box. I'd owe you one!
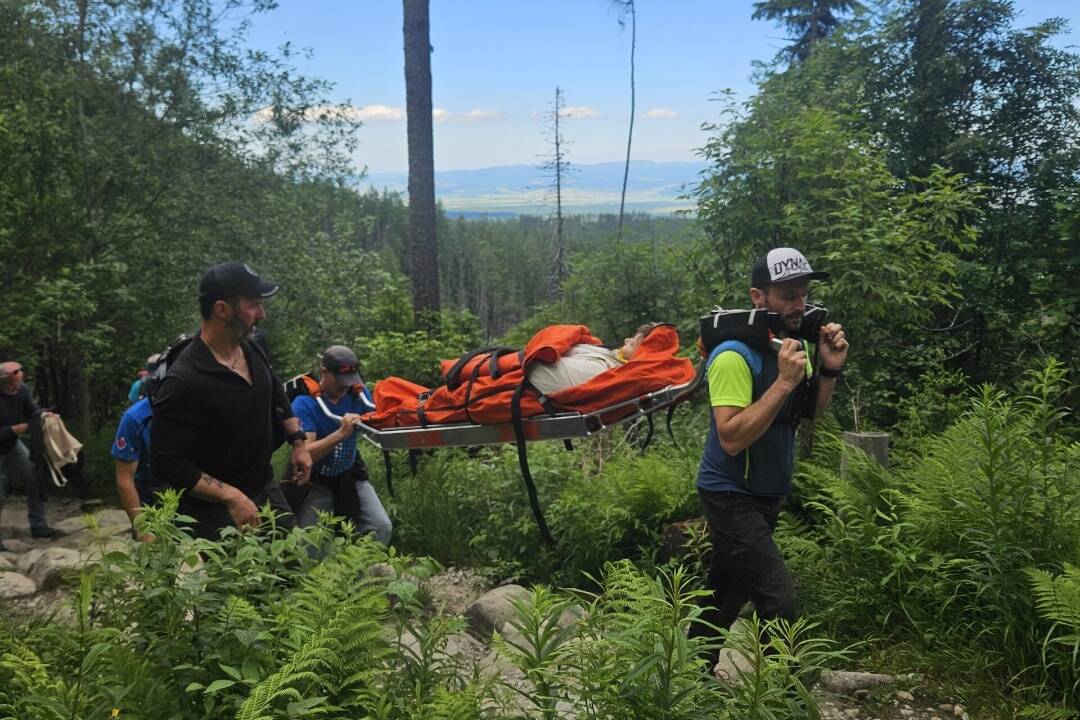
[692,247,849,667]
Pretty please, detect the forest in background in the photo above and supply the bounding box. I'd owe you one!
[2,1,1080,716]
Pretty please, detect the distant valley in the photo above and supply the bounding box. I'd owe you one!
[361,160,707,216]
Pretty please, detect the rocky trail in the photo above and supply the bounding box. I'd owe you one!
[1,494,976,719]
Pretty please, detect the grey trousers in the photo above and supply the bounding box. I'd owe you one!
[298,478,392,545]
[0,440,50,534]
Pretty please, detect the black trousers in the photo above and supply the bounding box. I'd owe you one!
[691,488,798,662]
[179,480,296,540]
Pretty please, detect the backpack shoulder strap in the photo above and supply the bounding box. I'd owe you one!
[706,339,763,378]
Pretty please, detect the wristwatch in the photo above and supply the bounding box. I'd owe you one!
[285,430,307,446]
[819,364,844,379]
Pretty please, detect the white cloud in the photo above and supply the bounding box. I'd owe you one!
[351,104,405,121]
[463,108,500,121]
[559,105,600,119]
[643,107,679,119]
[251,103,404,124]
[433,108,501,123]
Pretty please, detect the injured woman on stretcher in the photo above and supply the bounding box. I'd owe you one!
[359,322,697,429]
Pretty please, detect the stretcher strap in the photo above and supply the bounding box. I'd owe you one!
[510,381,555,547]
[665,404,682,451]
[487,347,519,380]
[638,412,656,455]
[382,450,395,498]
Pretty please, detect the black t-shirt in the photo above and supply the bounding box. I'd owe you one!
[0,384,39,455]
[150,335,293,501]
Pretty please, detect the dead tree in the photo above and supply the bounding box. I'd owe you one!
[539,86,572,297]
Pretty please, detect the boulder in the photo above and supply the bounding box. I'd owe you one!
[26,547,83,591]
[17,548,47,573]
[0,571,37,599]
[1,538,33,554]
[0,554,14,571]
[464,584,531,641]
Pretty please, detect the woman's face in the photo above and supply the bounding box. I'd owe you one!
[621,332,647,360]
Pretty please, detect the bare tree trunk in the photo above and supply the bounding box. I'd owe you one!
[403,0,440,325]
[616,0,636,238]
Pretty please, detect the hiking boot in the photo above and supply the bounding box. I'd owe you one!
[31,527,66,540]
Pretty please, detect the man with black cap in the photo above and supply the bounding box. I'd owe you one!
[290,345,391,544]
[691,247,849,670]
[151,261,313,538]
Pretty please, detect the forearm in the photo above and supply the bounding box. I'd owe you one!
[816,375,838,417]
[716,380,797,455]
[115,462,142,522]
[187,473,247,505]
[305,431,345,462]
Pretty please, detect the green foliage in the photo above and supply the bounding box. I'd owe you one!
[361,310,484,387]
[693,0,1080,425]
[382,438,701,585]
[1026,564,1080,710]
[781,359,1080,711]
[720,615,850,720]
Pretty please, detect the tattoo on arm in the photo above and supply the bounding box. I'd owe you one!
[199,473,225,490]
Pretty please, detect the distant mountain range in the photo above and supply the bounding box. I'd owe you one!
[360,160,708,216]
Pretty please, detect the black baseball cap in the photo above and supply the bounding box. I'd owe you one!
[321,345,362,386]
[198,261,280,303]
[751,248,829,288]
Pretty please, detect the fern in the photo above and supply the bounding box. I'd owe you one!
[1026,565,1080,708]
[237,542,392,719]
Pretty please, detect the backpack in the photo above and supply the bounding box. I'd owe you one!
[698,305,829,355]
[143,332,196,403]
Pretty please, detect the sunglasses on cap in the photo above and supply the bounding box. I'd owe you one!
[334,364,358,374]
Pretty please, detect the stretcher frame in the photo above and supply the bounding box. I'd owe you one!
[315,360,707,546]
[332,365,704,451]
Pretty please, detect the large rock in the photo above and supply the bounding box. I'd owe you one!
[56,509,132,542]
[26,547,82,591]
[465,584,531,641]
[0,554,14,571]
[1,538,33,554]
[79,537,131,564]
[821,670,896,694]
[426,567,488,616]
[0,571,37,599]
[17,548,47,573]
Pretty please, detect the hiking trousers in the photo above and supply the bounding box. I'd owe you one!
[693,488,798,642]
[0,440,50,534]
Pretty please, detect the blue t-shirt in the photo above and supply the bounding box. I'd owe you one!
[292,388,375,477]
[111,398,155,491]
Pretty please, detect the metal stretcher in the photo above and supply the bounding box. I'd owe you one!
[316,360,708,546]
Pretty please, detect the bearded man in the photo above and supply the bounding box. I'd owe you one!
[150,262,313,539]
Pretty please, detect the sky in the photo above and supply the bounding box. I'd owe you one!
[239,0,1080,174]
